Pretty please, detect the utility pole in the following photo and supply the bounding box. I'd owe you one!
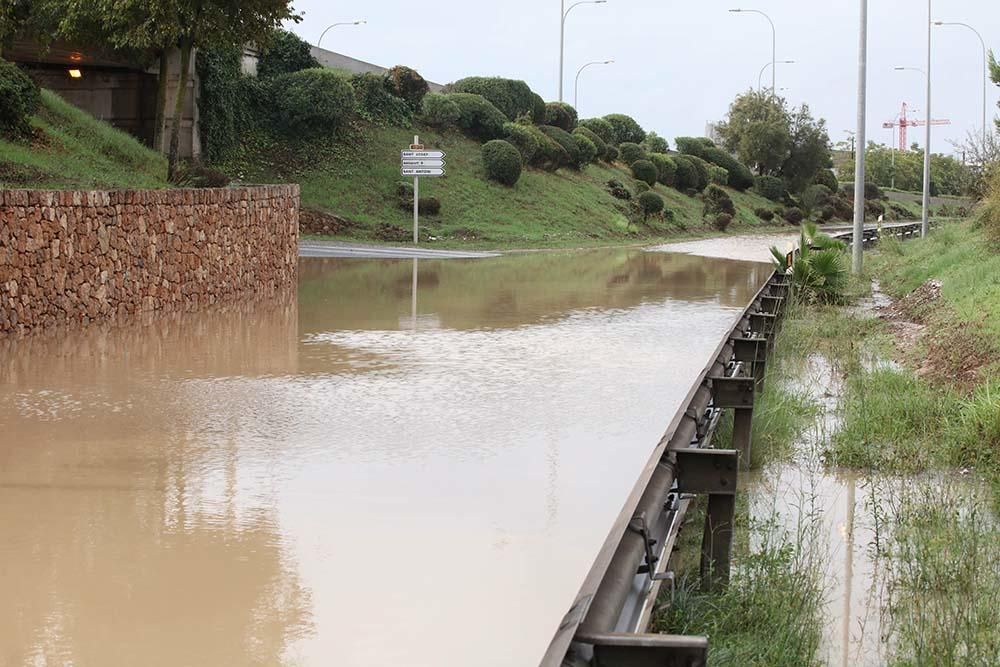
[922,0,932,238]
[852,0,868,275]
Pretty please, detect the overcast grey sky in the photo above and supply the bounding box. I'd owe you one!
[288,1,998,156]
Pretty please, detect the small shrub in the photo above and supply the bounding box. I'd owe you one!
[603,113,646,144]
[703,184,736,218]
[451,77,541,121]
[709,165,729,186]
[631,159,657,186]
[976,169,1000,246]
[713,213,733,231]
[579,117,616,145]
[650,154,676,186]
[573,133,597,165]
[174,164,231,188]
[529,125,572,171]
[638,191,664,218]
[755,175,786,201]
[634,181,650,194]
[605,145,620,163]
[482,139,523,186]
[755,208,775,222]
[607,179,631,200]
[783,207,805,225]
[619,142,647,165]
[573,126,607,160]
[503,122,539,164]
[800,184,832,216]
[384,65,429,110]
[538,125,583,168]
[864,182,885,200]
[257,30,319,78]
[544,102,578,131]
[642,132,669,154]
[350,72,412,125]
[270,68,356,137]
[0,58,40,139]
[395,183,442,215]
[866,200,886,218]
[449,93,507,141]
[420,92,460,128]
[813,169,839,193]
[819,205,835,222]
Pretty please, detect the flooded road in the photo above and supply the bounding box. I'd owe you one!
[1,249,770,667]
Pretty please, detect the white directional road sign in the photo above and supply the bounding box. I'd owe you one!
[402,150,446,159]
[401,159,445,168]
[402,167,446,176]
[401,150,446,178]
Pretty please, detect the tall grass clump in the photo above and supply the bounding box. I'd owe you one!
[655,515,825,667]
[880,484,1000,665]
[975,168,1000,248]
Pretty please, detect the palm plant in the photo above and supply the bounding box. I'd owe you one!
[770,223,848,302]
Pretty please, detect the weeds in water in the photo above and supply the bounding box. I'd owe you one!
[878,481,1000,666]
[654,514,825,667]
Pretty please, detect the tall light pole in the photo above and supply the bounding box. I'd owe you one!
[758,60,794,92]
[934,20,988,161]
[559,1,607,103]
[731,9,776,94]
[574,60,614,111]
[317,20,366,48]
[852,0,868,275]
[895,64,931,236]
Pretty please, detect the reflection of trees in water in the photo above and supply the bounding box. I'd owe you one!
[297,251,769,333]
[0,293,312,665]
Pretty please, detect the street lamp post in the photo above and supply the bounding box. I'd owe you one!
[758,60,794,92]
[317,20,366,48]
[934,20,988,161]
[895,65,931,236]
[852,0,868,274]
[574,60,614,111]
[731,9,776,94]
[559,1,607,103]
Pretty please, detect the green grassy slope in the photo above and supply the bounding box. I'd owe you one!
[231,123,784,248]
[0,90,168,190]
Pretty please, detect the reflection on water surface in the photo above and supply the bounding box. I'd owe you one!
[1,249,768,666]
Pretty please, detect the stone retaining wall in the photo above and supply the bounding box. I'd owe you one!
[0,185,299,336]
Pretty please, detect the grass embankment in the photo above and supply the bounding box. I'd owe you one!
[229,123,784,249]
[0,90,168,190]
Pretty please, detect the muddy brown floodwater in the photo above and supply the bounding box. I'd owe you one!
[1,248,770,667]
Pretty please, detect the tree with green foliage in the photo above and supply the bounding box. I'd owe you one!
[642,131,669,154]
[716,90,791,176]
[782,104,832,193]
[837,142,974,196]
[603,113,646,145]
[991,50,999,133]
[257,29,318,78]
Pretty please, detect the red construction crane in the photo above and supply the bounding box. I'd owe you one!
[881,102,951,151]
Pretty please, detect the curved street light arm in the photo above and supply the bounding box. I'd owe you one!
[574,59,613,109]
[318,20,366,48]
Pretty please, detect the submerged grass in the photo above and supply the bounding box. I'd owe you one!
[654,510,825,667]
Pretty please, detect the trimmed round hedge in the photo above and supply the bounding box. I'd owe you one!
[605,145,620,163]
[631,159,657,186]
[755,174,786,201]
[451,77,540,121]
[813,169,839,193]
[482,140,523,186]
[448,93,507,141]
[638,191,664,217]
[685,154,711,192]
[650,154,677,186]
[420,93,460,127]
[642,132,669,154]
[544,102,578,131]
[538,125,583,168]
[703,184,736,217]
[270,68,356,137]
[350,72,411,125]
[384,65,429,110]
[573,126,607,160]
[579,117,616,145]
[675,136,754,191]
[503,122,539,165]
[573,133,598,165]
[603,113,646,145]
[0,58,41,138]
[708,165,729,186]
[618,142,647,165]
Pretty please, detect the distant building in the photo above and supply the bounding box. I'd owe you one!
[704,122,722,145]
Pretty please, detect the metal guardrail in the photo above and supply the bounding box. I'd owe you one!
[541,271,789,667]
[545,221,935,667]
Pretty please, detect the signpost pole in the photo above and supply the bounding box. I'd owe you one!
[413,135,419,245]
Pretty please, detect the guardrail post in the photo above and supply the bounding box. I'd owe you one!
[709,377,755,466]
